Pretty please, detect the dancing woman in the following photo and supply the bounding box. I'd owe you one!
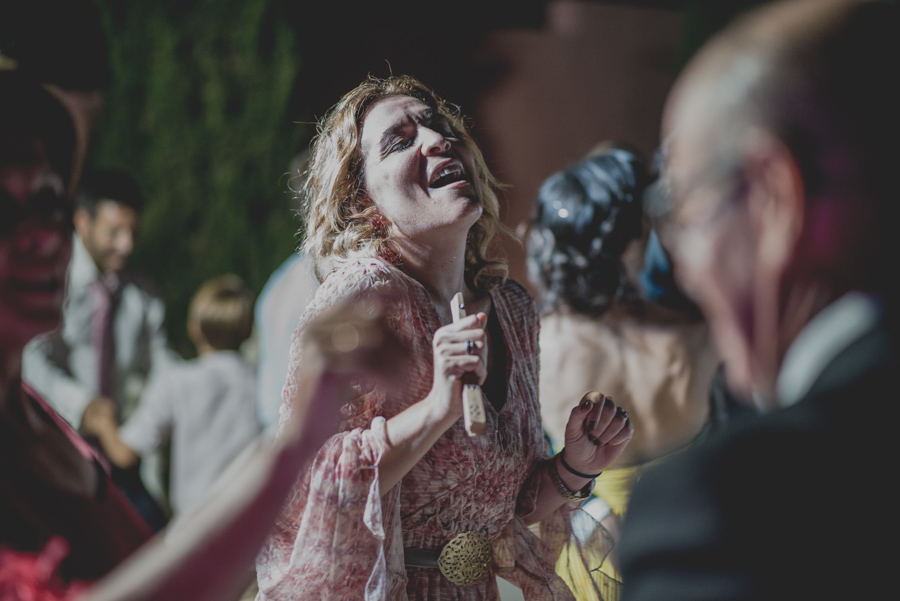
[256,75,633,601]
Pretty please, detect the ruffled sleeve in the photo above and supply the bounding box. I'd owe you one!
[255,258,409,601]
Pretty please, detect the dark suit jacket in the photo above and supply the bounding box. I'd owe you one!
[619,313,898,600]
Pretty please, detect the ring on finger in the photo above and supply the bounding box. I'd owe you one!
[466,340,475,355]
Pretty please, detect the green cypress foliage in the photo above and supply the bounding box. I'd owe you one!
[89,0,307,357]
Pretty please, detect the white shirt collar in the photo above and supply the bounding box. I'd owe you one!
[775,292,881,408]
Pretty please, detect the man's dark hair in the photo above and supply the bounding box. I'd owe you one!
[76,169,145,215]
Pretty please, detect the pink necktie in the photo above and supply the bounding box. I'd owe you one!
[91,276,118,398]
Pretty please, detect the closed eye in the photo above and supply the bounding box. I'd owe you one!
[389,136,414,153]
[384,118,458,155]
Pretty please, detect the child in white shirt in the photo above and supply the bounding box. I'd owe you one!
[83,275,261,516]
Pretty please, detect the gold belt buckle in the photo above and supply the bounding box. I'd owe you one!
[437,531,493,586]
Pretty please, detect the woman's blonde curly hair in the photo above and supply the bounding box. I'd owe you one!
[299,74,509,291]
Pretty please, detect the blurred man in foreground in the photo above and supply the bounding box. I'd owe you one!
[1,60,409,601]
[620,1,898,599]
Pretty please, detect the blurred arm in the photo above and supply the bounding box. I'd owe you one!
[81,295,404,601]
[22,334,94,427]
[81,397,140,468]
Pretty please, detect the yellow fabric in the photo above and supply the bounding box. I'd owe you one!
[557,542,620,601]
[555,450,688,600]
[594,448,687,516]
[593,466,641,518]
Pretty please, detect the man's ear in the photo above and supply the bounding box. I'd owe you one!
[741,129,806,271]
[72,207,92,240]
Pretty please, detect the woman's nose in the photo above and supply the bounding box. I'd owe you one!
[420,128,451,155]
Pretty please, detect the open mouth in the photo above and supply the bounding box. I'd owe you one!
[428,163,469,189]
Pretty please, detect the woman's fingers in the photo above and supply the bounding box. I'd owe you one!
[560,391,634,476]
[442,339,485,358]
[433,315,486,346]
[433,312,487,381]
[439,354,487,382]
[581,395,616,444]
[605,420,634,447]
[588,403,631,445]
[565,392,603,440]
[567,393,633,447]
[435,312,485,333]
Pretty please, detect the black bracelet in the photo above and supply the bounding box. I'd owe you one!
[548,456,593,502]
[559,450,603,479]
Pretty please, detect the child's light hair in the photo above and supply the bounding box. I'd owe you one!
[188,274,255,351]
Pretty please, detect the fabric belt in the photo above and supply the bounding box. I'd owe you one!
[404,546,441,569]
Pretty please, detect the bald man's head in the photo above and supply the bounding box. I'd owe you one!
[665,0,898,290]
[659,0,898,400]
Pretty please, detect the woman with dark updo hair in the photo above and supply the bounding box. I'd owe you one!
[527,144,720,597]
[528,146,647,318]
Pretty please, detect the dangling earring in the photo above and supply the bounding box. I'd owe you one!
[371,214,388,237]
[370,213,401,265]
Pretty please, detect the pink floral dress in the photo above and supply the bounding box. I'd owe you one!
[256,258,608,601]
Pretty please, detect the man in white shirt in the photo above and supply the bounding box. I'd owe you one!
[619,1,898,600]
[24,168,176,525]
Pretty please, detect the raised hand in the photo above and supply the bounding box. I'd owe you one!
[300,293,407,381]
[561,392,633,477]
[285,290,410,446]
[428,311,487,419]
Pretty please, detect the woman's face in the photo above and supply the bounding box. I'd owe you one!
[358,95,482,242]
[0,136,71,354]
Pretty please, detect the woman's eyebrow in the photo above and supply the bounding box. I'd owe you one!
[376,118,413,153]
[368,109,436,154]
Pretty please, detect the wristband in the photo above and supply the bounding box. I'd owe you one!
[548,456,594,502]
[559,450,603,479]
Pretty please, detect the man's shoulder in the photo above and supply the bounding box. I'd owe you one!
[118,269,164,301]
[119,268,160,294]
[631,406,826,510]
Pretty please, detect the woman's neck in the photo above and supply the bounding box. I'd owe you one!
[395,234,470,320]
